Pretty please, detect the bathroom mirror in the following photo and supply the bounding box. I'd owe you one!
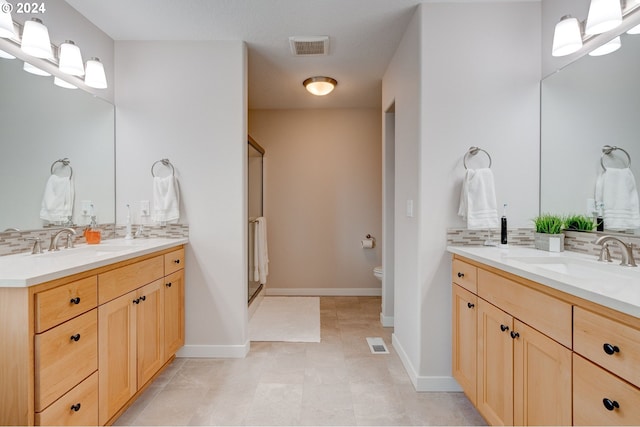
[0,57,115,232]
[540,31,640,234]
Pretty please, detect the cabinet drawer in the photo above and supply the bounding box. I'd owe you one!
[34,309,98,411]
[35,371,98,426]
[452,258,477,293]
[477,269,572,348]
[98,256,164,304]
[35,276,97,333]
[573,354,640,426]
[164,247,185,275]
[574,307,640,388]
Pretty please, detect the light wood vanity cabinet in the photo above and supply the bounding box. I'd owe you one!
[452,256,572,426]
[0,244,185,426]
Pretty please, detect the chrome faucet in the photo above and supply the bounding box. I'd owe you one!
[594,235,637,267]
[134,224,145,238]
[49,228,77,251]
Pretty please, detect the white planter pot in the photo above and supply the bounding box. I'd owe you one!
[534,232,565,252]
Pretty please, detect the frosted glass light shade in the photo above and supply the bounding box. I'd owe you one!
[552,15,583,57]
[84,57,107,89]
[59,40,84,76]
[627,23,640,34]
[21,18,52,58]
[585,0,622,35]
[303,76,337,96]
[54,76,77,89]
[0,48,15,59]
[23,61,50,76]
[0,0,16,38]
[589,35,621,56]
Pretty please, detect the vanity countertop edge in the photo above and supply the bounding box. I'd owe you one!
[0,237,189,287]
[447,245,640,319]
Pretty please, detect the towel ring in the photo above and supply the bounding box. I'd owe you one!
[50,158,73,180]
[151,158,175,177]
[463,146,492,170]
[601,145,631,171]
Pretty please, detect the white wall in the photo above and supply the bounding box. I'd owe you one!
[248,109,382,296]
[115,41,249,357]
[383,2,541,391]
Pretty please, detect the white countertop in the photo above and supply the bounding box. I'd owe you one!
[0,237,188,287]
[447,245,640,319]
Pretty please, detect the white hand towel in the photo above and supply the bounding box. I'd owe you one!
[252,221,260,282]
[595,167,640,230]
[458,168,499,230]
[152,175,180,223]
[40,175,74,223]
[256,217,269,284]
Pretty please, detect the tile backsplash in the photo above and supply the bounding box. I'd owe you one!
[0,223,188,257]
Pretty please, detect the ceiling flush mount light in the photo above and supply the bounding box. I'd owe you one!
[589,35,622,55]
[0,0,16,38]
[84,57,107,89]
[303,76,337,96]
[21,18,52,58]
[585,0,622,35]
[552,15,583,57]
[58,40,84,76]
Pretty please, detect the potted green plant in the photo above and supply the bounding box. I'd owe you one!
[533,214,565,252]
[563,214,595,232]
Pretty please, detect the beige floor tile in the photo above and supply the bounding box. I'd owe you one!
[244,383,303,426]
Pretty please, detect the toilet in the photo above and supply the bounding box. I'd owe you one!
[373,266,383,281]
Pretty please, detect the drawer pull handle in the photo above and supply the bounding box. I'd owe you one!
[173,259,181,264]
[140,295,146,302]
[467,302,474,309]
[70,403,81,412]
[166,282,172,288]
[70,334,81,342]
[133,298,141,304]
[603,343,620,355]
[70,297,81,305]
[500,324,509,332]
[457,272,464,278]
[603,398,619,411]
[510,331,520,339]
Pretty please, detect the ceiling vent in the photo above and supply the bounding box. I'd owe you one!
[289,36,329,56]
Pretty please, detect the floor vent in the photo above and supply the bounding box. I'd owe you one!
[366,337,390,354]
[289,36,329,56]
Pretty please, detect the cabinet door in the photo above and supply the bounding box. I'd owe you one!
[137,280,165,387]
[98,291,137,426]
[452,284,477,405]
[164,269,185,359]
[477,299,513,426]
[513,320,571,426]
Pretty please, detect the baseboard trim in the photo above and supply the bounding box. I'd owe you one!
[392,333,462,392]
[380,312,394,327]
[176,342,249,358]
[265,287,382,296]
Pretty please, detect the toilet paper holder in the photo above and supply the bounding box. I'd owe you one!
[362,234,376,249]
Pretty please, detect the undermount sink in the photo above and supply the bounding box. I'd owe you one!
[36,240,146,258]
[507,255,638,282]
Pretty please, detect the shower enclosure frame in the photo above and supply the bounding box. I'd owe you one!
[248,135,265,305]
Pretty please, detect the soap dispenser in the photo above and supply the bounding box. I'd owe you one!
[500,203,508,247]
[84,204,101,244]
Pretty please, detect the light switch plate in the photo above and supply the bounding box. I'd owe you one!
[406,199,414,218]
[81,200,93,216]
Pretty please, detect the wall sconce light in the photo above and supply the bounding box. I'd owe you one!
[585,0,622,35]
[0,48,15,59]
[552,0,638,57]
[58,40,84,76]
[54,76,77,89]
[0,0,16,38]
[20,18,52,59]
[303,76,337,96]
[84,57,107,89]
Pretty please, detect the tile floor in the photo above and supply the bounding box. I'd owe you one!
[115,296,486,426]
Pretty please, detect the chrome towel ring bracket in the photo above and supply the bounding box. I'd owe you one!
[463,146,492,170]
[151,158,175,177]
[50,158,73,180]
[601,145,631,171]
